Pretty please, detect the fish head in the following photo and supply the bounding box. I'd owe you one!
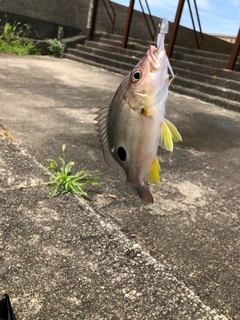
[122,45,170,114]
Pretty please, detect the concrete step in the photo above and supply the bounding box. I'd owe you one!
[173,67,240,92]
[170,84,240,112]
[85,40,240,81]
[172,51,227,69]
[68,43,240,88]
[94,31,239,63]
[173,76,240,102]
[75,43,140,65]
[64,52,127,75]
[84,41,147,59]
[171,59,240,81]
[64,32,240,111]
[94,32,155,48]
[67,45,240,94]
[66,47,134,72]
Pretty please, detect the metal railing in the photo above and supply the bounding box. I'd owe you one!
[167,0,203,57]
[138,0,156,41]
[187,0,203,49]
[122,0,156,48]
[227,28,240,70]
[102,0,116,34]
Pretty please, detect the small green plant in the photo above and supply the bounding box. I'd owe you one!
[0,21,40,55]
[46,145,100,198]
[47,26,66,57]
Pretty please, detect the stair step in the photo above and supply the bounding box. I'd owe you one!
[92,36,123,47]
[75,43,140,64]
[173,67,240,91]
[171,59,240,82]
[94,32,156,48]
[172,51,227,69]
[173,77,240,101]
[64,53,127,76]
[64,32,240,111]
[94,31,239,63]
[68,44,240,92]
[170,85,240,112]
[66,48,134,71]
[85,41,146,59]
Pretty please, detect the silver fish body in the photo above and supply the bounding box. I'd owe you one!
[95,20,181,203]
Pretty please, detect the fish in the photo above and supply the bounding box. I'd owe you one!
[95,18,182,203]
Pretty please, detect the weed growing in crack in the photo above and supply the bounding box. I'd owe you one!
[46,144,101,198]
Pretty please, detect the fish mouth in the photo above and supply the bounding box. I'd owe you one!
[147,45,161,70]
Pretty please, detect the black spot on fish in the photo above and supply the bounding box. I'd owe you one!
[117,147,127,161]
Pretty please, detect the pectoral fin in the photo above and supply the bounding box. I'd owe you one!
[168,74,176,87]
[144,157,160,184]
[164,119,182,142]
[159,120,173,152]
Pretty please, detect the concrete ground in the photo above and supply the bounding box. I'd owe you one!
[0,53,239,320]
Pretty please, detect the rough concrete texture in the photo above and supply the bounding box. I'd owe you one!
[0,54,239,319]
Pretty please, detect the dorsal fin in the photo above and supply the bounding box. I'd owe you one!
[94,105,119,169]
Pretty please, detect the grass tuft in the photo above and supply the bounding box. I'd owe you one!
[47,26,65,57]
[0,21,40,55]
[46,145,101,198]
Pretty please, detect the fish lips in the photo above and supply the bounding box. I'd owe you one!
[147,45,164,71]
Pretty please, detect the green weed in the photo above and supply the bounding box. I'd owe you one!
[46,145,100,198]
[47,26,66,57]
[0,21,40,55]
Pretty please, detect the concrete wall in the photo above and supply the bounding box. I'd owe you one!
[0,0,161,40]
[0,0,89,38]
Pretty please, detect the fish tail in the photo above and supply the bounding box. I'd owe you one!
[126,181,154,204]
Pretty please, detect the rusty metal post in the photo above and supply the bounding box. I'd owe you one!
[87,0,100,41]
[227,28,240,70]
[122,0,135,48]
[167,0,185,58]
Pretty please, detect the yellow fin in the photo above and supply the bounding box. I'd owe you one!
[145,157,160,184]
[159,120,173,152]
[165,119,182,142]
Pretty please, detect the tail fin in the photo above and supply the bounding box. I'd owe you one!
[126,181,154,203]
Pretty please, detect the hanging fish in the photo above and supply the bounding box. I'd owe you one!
[95,18,182,203]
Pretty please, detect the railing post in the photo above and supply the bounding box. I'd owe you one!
[122,0,135,48]
[87,0,100,41]
[102,0,116,34]
[167,0,185,58]
[138,0,156,41]
[227,28,240,70]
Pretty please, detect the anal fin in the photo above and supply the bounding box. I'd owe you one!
[144,157,160,184]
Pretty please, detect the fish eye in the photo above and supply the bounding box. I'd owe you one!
[131,70,141,82]
[117,146,127,161]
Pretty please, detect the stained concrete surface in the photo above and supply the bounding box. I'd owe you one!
[0,54,239,319]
